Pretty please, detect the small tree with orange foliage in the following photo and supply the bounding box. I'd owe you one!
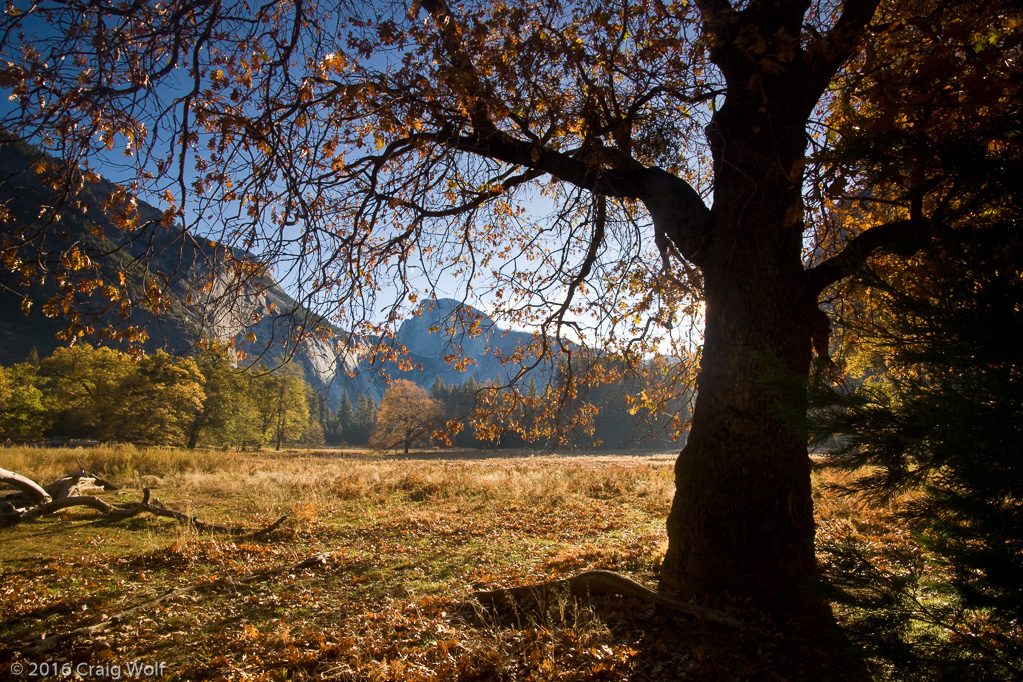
[370,380,442,455]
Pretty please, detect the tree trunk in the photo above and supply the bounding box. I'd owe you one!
[187,417,202,450]
[659,92,820,612]
[660,269,817,611]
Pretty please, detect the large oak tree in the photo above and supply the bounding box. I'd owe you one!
[1,0,1011,611]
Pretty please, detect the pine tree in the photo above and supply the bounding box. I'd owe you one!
[335,390,356,445]
[812,240,1023,680]
[430,374,447,401]
[352,394,377,445]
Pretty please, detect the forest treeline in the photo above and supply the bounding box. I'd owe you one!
[0,345,314,449]
[323,369,686,452]
[0,344,687,451]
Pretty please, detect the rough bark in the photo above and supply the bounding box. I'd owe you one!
[657,61,825,611]
[661,267,819,610]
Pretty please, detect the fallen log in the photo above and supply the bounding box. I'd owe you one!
[44,472,115,501]
[472,569,744,628]
[0,467,52,505]
[21,495,117,519]
[1,470,286,538]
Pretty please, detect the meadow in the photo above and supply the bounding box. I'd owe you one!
[0,445,877,680]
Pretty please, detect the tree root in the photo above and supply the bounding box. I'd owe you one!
[1,468,287,537]
[7,552,336,656]
[472,569,744,628]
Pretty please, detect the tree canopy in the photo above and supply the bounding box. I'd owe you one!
[370,378,442,453]
[0,344,322,448]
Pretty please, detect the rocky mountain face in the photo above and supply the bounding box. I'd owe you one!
[0,139,540,408]
[389,298,542,387]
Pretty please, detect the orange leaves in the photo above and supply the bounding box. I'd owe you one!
[41,297,69,318]
[443,352,475,372]
[0,0,707,434]
[60,246,90,272]
[318,52,348,76]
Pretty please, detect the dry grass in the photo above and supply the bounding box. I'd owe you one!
[0,447,865,681]
[0,443,236,485]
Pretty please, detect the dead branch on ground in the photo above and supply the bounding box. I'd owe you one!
[0,467,52,505]
[0,467,286,537]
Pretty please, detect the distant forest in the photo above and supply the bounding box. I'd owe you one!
[1,344,687,451]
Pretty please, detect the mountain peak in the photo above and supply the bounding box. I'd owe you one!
[414,298,494,328]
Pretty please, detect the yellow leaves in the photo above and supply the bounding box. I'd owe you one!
[42,297,69,317]
[61,247,91,272]
[782,202,804,229]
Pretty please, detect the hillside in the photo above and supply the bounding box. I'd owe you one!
[0,139,543,407]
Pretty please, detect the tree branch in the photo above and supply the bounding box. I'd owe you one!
[806,0,881,82]
[1,469,287,537]
[416,0,711,233]
[806,218,934,294]
[543,194,608,336]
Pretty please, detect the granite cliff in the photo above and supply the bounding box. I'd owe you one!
[0,139,541,408]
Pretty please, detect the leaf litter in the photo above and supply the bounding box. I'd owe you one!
[1,449,867,680]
